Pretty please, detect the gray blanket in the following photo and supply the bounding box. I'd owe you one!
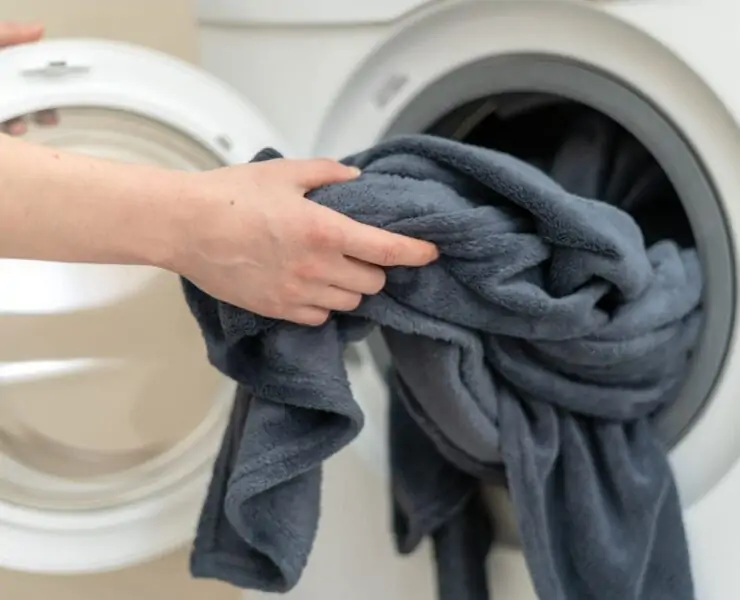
[184,129,701,599]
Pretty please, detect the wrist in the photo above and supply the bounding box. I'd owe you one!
[114,166,196,271]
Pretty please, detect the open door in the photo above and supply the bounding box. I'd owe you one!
[0,38,285,574]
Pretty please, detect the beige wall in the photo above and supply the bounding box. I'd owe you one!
[1,0,198,62]
[0,1,238,599]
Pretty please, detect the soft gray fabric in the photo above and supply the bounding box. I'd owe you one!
[184,130,700,600]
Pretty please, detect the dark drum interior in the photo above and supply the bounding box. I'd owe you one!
[367,83,728,450]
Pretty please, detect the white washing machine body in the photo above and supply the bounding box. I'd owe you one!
[197,1,740,598]
[0,38,389,577]
[196,0,438,157]
[1,2,739,599]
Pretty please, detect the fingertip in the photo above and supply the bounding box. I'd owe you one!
[424,242,440,263]
[318,158,359,177]
[410,241,440,266]
[3,118,27,136]
[298,159,363,189]
[381,236,439,268]
[331,163,361,183]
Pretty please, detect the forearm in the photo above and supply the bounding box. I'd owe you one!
[0,133,188,267]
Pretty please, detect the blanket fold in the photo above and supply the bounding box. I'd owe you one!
[185,120,700,599]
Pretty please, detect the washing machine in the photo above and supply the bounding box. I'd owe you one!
[1,1,739,599]
[196,0,740,598]
[0,33,394,597]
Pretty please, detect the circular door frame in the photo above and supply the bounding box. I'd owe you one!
[313,0,740,509]
[0,38,290,163]
[0,38,284,574]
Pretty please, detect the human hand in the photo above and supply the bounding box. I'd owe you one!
[171,158,439,325]
[0,22,58,135]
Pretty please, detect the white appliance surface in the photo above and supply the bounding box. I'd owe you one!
[197,0,740,598]
[0,1,738,599]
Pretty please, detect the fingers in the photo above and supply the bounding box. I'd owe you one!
[287,286,363,326]
[326,257,386,295]
[277,158,361,191]
[304,206,438,268]
[276,258,383,325]
[287,306,330,327]
[0,22,44,47]
[1,110,59,136]
[33,109,58,126]
[1,117,26,135]
[340,218,439,267]
[312,286,364,312]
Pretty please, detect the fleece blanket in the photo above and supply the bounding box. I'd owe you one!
[184,123,700,599]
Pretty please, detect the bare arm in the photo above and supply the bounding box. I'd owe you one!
[0,133,184,267]
[1,21,437,325]
[0,135,438,325]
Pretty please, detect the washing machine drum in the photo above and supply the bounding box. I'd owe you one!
[0,39,286,574]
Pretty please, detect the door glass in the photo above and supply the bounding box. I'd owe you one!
[0,107,231,511]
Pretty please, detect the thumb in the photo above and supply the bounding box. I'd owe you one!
[0,22,44,47]
[283,158,361,191]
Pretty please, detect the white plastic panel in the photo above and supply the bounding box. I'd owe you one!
[196,0,439,25]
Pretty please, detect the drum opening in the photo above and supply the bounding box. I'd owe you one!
[378,54,735,449]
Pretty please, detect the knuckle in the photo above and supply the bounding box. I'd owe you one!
[380,243,400,266]
[293,260,321,281]
[259,294,289,319]
[307,221,342,248]
[253,297,284,319]
[278,280,305,304]
[266,304,286,319]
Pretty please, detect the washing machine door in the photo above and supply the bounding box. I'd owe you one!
[0,38,287,575]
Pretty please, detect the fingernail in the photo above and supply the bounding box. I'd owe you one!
[349,167,362,177]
